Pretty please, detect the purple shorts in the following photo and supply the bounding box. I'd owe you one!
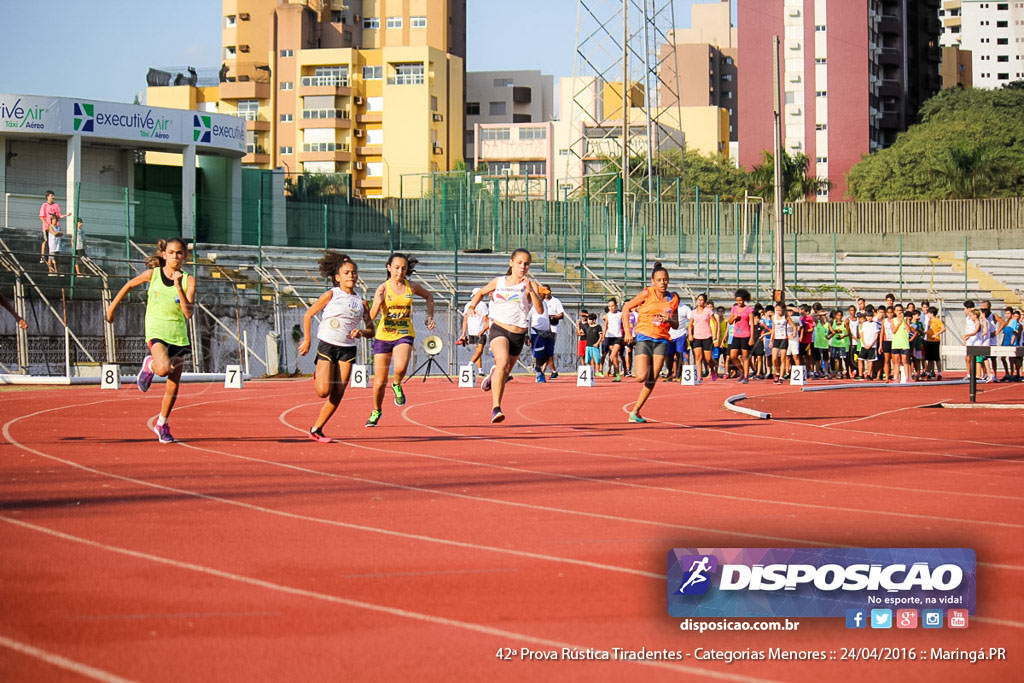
[372,336,413,355]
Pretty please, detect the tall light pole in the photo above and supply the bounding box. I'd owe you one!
[772,35,785,304]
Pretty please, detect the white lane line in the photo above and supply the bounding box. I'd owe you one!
[392,396,1024,530]
[820,402,932,427]
[8,390,1024,571]
[0,633,134,683]
[0,516,777,682]
[2,404,660,580]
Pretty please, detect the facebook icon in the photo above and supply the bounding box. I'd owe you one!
[845,609,867,629]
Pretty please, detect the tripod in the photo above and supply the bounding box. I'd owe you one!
[411,352,453,382]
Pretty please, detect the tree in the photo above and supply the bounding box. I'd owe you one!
[748,150,831,201]
[847,85,1024,200]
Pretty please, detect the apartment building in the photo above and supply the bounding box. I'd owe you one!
[955,0,1024,88]
[464,70,553,162]
[658,0,739,154]
[737,0,941,201]
[151,0,466,197]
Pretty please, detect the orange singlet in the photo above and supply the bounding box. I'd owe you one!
[633,287,679,340]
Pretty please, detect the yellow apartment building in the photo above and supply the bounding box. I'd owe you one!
[149,0,465,197]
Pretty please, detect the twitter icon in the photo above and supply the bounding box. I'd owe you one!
[870,609,893,629]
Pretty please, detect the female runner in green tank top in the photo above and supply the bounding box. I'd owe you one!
[106,238,196,443]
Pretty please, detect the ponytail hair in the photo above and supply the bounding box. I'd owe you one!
[386,252,418,277]
[651,261,668,279]
[145,237,188,269]
[319,250,356,281]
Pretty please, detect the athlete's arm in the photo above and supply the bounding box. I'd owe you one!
[299,290,333,355]
[621,291,646,342]
[174,270,195,319]
[525,279,544,314]
[410,282,436,329]
[105,269,153,322]
[368,283,387,320]
[468,279,496,311]
[669,295,680,329]
[357,300,375,339]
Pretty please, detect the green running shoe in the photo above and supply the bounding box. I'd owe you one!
[392,383,406,406]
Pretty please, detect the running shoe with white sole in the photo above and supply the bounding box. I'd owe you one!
[137,355,154,392]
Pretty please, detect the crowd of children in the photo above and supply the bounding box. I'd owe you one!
[573,292,1023,385]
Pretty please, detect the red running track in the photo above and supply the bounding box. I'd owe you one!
[1,375,1021,682]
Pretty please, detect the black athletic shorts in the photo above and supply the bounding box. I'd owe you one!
[860,347,878,362]
[634,338,671,357]
[317,341,357,364]
[691,337,713,352]
[800,341,813,357]
[606,336,623,348]
[729,336,750,351]
[925,341,940,361]
[751,339,764,355]
[771,339,789,351]
[467,333,487,346]
[489,324,527,357]
[882,340,893,354]
[148,338,191,359]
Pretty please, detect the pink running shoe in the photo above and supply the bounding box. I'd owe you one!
[137,355,154,392]
[481,366,495,392]
[308,428,332,444]
[154,423,175,443]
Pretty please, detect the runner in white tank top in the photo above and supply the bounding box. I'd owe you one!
[602,299,625,380]
[299,252,374,443]
[466,248,544,424]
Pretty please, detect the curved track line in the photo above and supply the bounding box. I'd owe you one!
[394,396,1024,529]
[0,633,134,683]
[0,516,775,683]
[2,402,661,581]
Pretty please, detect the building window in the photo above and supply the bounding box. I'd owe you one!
[280,113,293,122]
[331,10,343,23]
[816,123,827,131]
[998,55,1009,62]
[464,130,474,143]
[431,96,439,112]
[466,102,480,115]
[486,161,512,175]
[280,146,293,154]
[280,49,293,57]
[997,20,1008,27]
[363,17,380,29]
[388,63,425,85]
[386,16,403,29]
[411,16,427,28]
[816,156,827,163]
[302,67,348,87]
[518,127,547,140]
[480,128,511,141]
[519,161,546,176]
[362,65,382,80]
[815,57,826,65]
[998,73,1010,79]
[281,81,294,90]
[489,101,507,116]
[225,15,236,27]
[493,78,514,87]
[998,38,1009,44]
[814,25,826,31]
[225,46,236,58]
[235,98,258,120]
[816,90,827,97]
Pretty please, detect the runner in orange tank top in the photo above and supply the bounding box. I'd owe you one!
[622,262,679,423]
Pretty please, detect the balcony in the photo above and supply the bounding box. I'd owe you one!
[356,144,383,156]
[387,73,425,85]
[512,86,532,104]
[878,16,899,35]
[298,143,352,163]
[298,75,352,97]
[220,79,270,100]
[357,177,383,189]
[297,109,352,129]
[879,80,903,98]
[242,146,269,165]
[357,112,382,124]
[878,48,901,66]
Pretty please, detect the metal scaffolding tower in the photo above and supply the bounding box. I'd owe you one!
[566,0,686,202]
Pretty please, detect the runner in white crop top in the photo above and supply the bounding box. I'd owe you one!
[466,248,544,424]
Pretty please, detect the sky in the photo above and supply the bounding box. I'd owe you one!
[0,0,729,104]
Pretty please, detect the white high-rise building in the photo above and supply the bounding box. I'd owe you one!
[941,0,1024,88]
